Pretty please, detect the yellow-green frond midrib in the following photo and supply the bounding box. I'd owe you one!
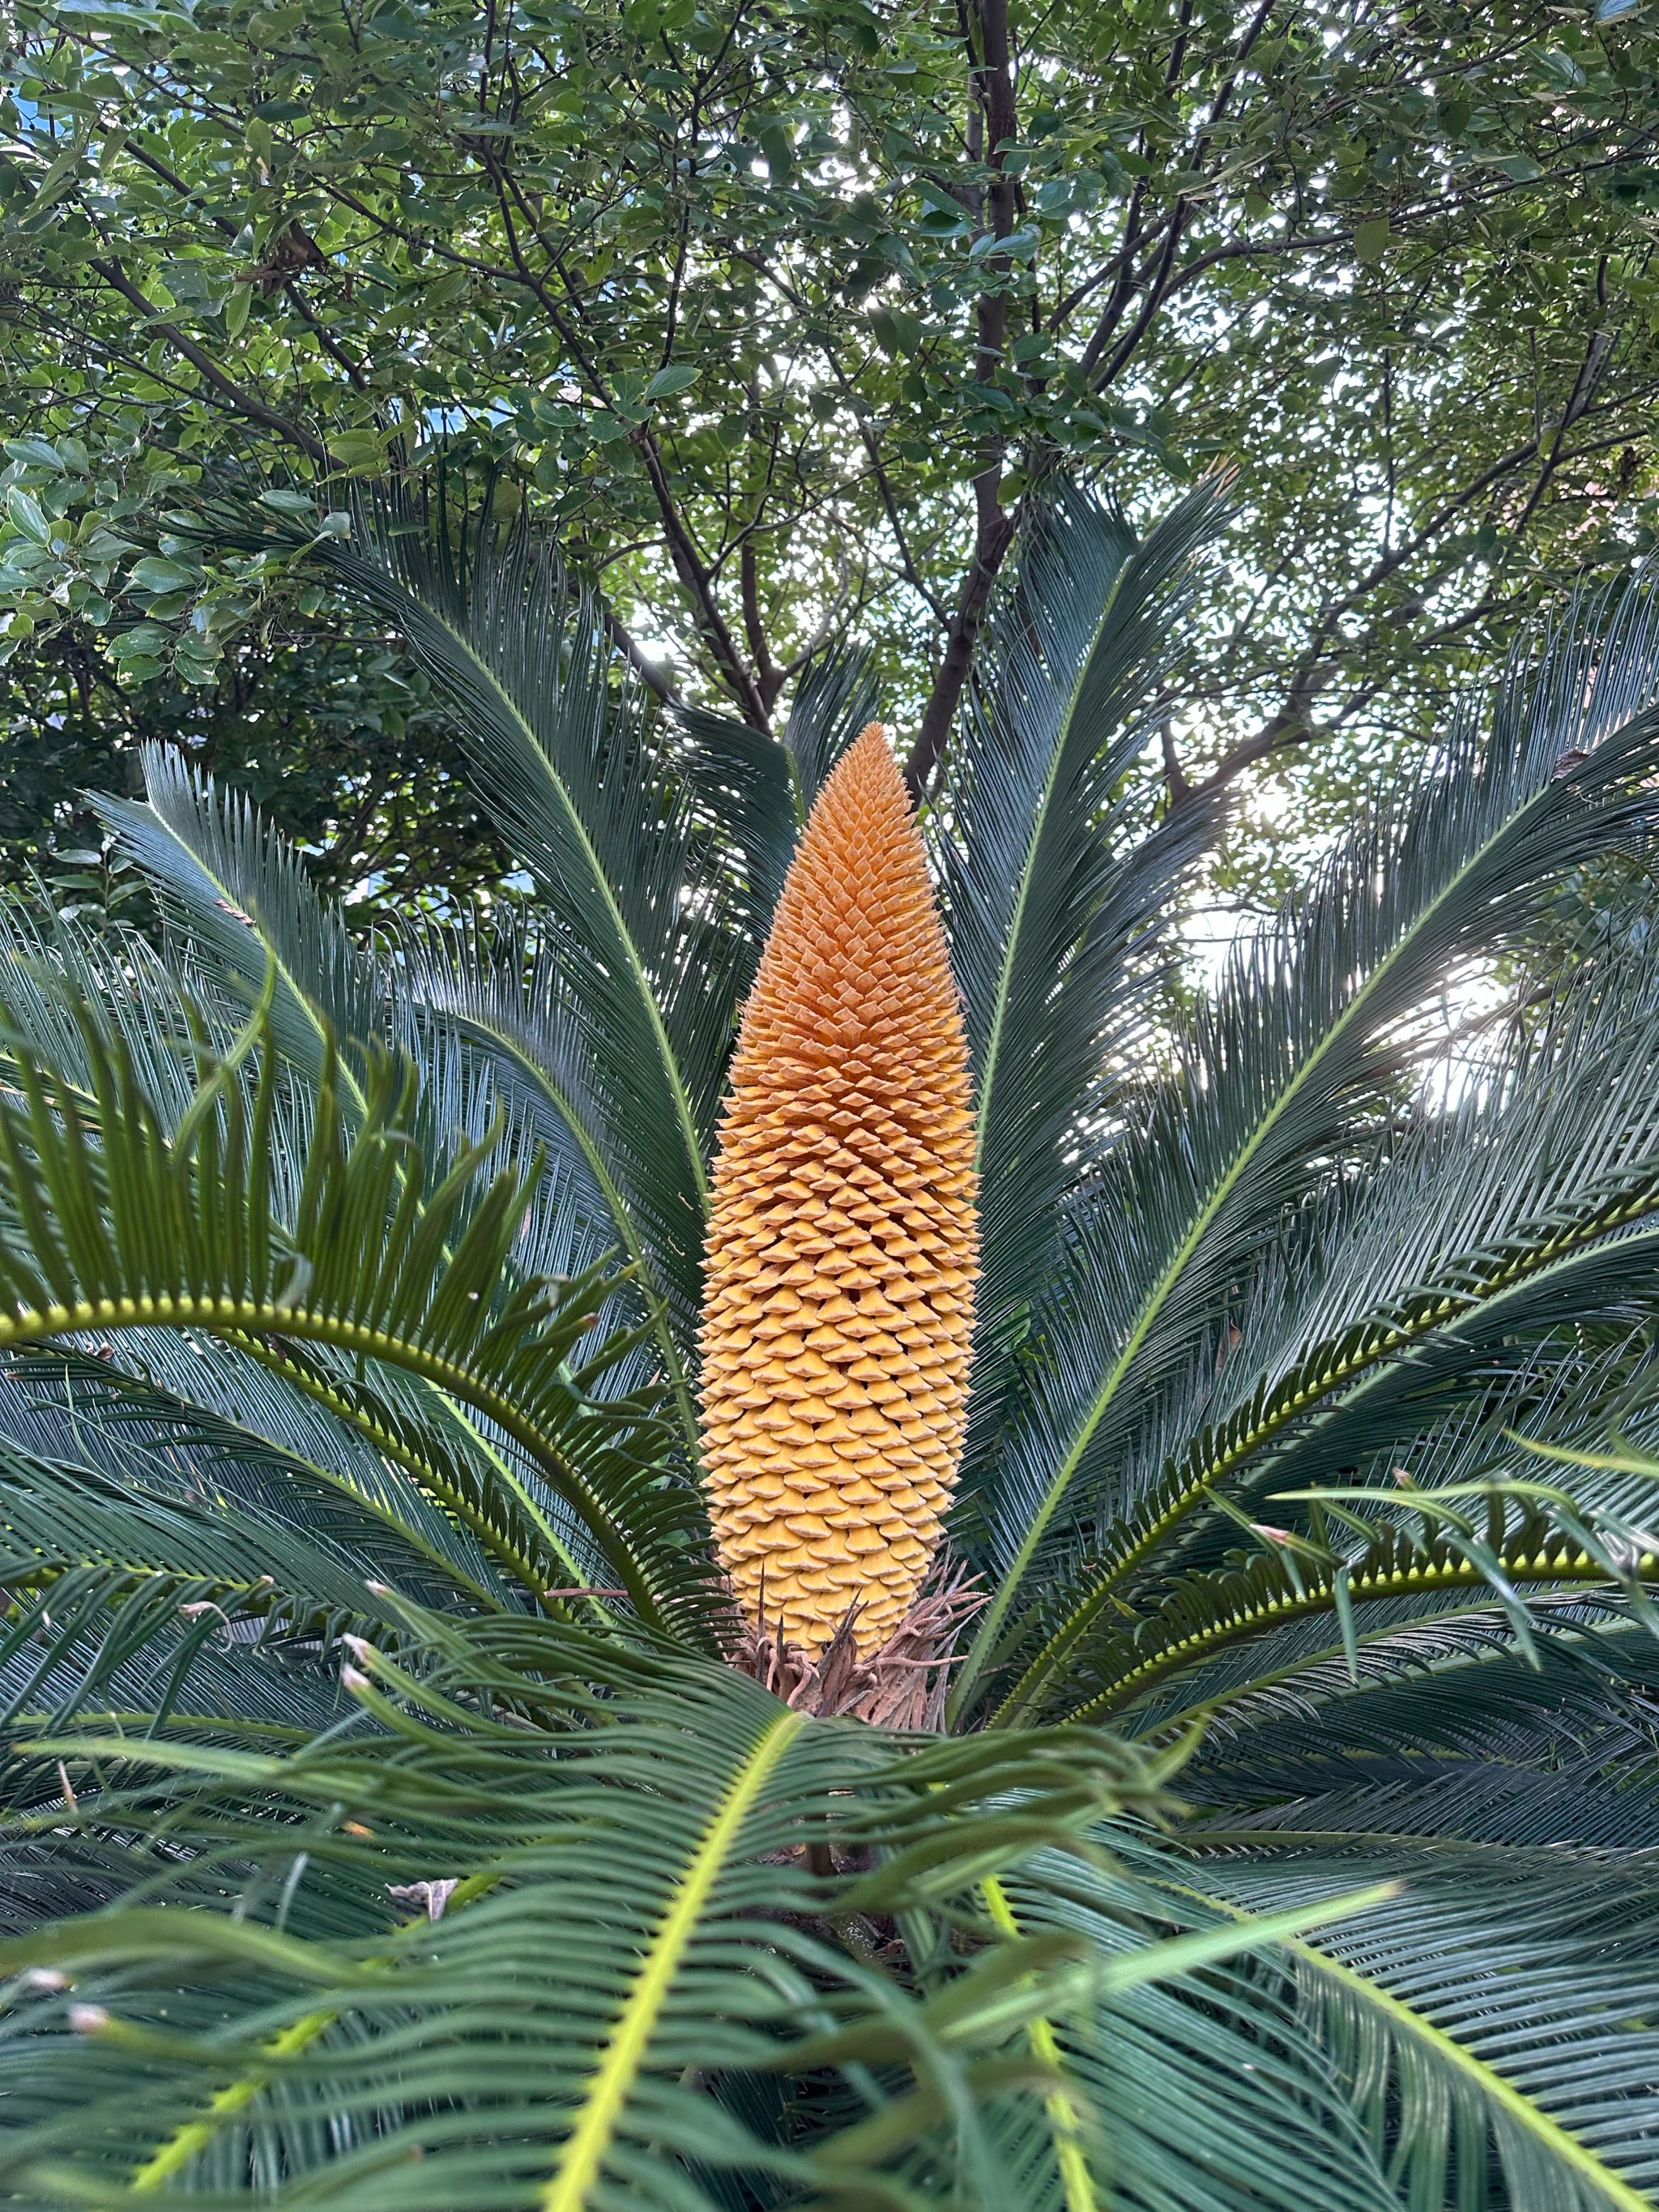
[1064,1544,1659,1723]
[0,1292,661,1629]
[999,1198,1659,1723]
[539,1709,804,2212]
[951,794,1593,1721]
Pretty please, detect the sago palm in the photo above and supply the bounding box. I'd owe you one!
[4,478,1659,2210]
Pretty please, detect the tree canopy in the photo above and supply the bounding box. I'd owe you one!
[3,0,1659,896]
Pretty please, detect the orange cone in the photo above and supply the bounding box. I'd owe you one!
[699,724,979,1655]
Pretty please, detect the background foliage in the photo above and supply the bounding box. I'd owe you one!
[4,0,1659,906]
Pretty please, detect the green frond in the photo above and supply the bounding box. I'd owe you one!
[394,910,702,1452]
[780,644,880,820]
[1,1357,506,1603]
[983,1843,1405,2212]
[99,746,386,1092]
[955,621,1659,1717]
[0,1439,409,1740]
[1194,1849,1659,2211]
[0,989,705,1638]
[941,481,1223,1420]
[0,901,237,1136]
[297,485,771,1158]
[0,1604,1176,2211]
[1058,1507,1659,1723]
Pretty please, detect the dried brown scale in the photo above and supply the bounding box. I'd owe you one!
[740,1565,987,1728]
[699,722,979,1658]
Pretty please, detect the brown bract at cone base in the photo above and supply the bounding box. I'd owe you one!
[698,722,980,1690]
[737,1565,987,1731]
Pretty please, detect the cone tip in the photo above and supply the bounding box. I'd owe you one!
[838,720,906,792]
[811,720,902,805]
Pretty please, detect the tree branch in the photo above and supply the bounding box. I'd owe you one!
[120,138,372,391]
[605,609,684,709]
[631,418,770,727]
[860,425,951,626]
[904,0,1019,801]
[88,257,332,467]
[1189,376,1627,805]
[476,157,770,727]
[740,538,783,715]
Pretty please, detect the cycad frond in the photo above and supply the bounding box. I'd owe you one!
[990,1843,1404,2212]
[0,996,701,1636]
[0,1437,409,1734]
[0,1346,511,1614]
[1198,1849,1659,2212]
[90,763,632,1328]
[999,964,1659,1717]
[673,640,879,846]
[1065,1509,1658,1723]
[0,901,232,1134]
[940,480,1222,1363]
[196,489,781,1397]
[0,1603,1176,2212]
[308,489,787,1142]
[392,908,698,1429]
[100,745,386,1088]
[781,643,881,818]
[953,579,1659,1716]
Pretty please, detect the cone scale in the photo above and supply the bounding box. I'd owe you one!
[699,724,979,1656]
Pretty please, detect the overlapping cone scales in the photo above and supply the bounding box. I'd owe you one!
[699,723,978,1656]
